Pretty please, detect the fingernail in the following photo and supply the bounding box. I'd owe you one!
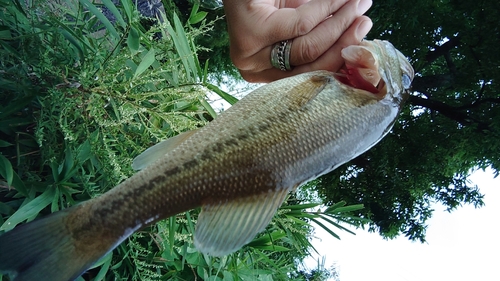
[356,19,373,39]
[357,0,372,14]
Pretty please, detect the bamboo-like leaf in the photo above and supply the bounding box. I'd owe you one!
[0,26,12,39]
[189,11,208,25]
[101,0,126,28]
[0,154,13,187]
[166,13,198,81]
[283,202,321,210]
[323,201,346,213]
[50,187,60,213]
[327,204,365,213]
[78,0,119,38]
[190,36,203,80]
[92,252,113,281]
[247,231,287,246]
[185,211,195,234]
[188,2,200,22]
[134,48,156,78]
[7,167,27,196]
[206,83,239,105]
[199,99,218,119]
[202,60,209,84]
[168,216,176,254]
[127,26,140,54]
[0,95,35,120]
[251,245,290,252]
[60,29,85,60]
[0,186,56,231]
[309,217,341,240]
[318,214,356,235]
[0,140,13,147]
[119,0,133,22]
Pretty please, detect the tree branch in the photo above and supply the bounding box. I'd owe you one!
[411,74,455,95]
[408,96,491,131]
[425,36,461,63]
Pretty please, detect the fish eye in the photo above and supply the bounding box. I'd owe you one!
[402,73,412,90]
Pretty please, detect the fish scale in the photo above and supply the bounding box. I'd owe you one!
[0,39,414,281]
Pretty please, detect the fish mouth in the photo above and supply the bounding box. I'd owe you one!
[334,44,386,96]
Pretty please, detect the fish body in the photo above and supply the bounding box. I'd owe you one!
[0,40,414,281]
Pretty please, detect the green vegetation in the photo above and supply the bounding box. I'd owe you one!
[0,0,355,280]
[315,0,500,242]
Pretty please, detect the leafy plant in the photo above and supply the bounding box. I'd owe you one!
[0,1,360,280]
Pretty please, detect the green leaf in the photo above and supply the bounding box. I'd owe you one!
[206,83,239,105]
[78,0,119,39]
[324,201,346,211]
[283,202,321,210]
[202,59,209,84]
[165,13,198,82]
[168,216,176,254]
[0,26,12,39]
[119,0,133,21]
[0,95,34,120]
[189,11,208,25]
[91,252,113,281]
[134,48,156,78]
[77,140,92,163]
[250,245,290,252]
[199,99,218,119]
[0,154,13,186]
[0,186,56,231]
[309,217,341,240]
[326,204,364,214]
[318,214,356,235]
[0,140,13,147]
[127,27,140,54]
[101,0,126,28]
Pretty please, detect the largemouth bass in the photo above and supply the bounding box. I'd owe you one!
[0,39,414,281]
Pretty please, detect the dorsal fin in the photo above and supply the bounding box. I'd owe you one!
[194,188,289,256]
[132,129,198,171]
[286,74,329,110]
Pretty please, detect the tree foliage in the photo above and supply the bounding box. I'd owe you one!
[315,0,499,242]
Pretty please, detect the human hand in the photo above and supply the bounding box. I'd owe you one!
[223,0,373,82]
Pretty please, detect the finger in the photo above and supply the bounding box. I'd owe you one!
[290,0,372,65]
[263,0,351,41]
[234,0,370,73]
[294,16,373,73]
[240,16,372,83]
[281,0,312,9]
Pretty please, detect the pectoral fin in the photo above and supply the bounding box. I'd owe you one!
[132,129,198,170]
[194,188,289,256]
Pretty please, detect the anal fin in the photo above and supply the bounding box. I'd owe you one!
[194,188,289,256]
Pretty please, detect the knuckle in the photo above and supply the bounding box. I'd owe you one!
[294,16,316,36]
[230,52,251,71]
[240,72,262,83]
[297,40,322,64]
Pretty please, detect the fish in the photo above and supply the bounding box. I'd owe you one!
[0,39,414,281]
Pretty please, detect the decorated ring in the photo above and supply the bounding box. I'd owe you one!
[271,40,292,71]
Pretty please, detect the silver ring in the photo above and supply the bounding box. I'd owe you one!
[271,40,292,71]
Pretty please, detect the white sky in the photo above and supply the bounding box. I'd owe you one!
[305,168,500,281]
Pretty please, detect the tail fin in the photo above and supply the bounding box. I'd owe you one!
[0,208,99,281]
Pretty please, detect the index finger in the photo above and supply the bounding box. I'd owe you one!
[262,0,351,42]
